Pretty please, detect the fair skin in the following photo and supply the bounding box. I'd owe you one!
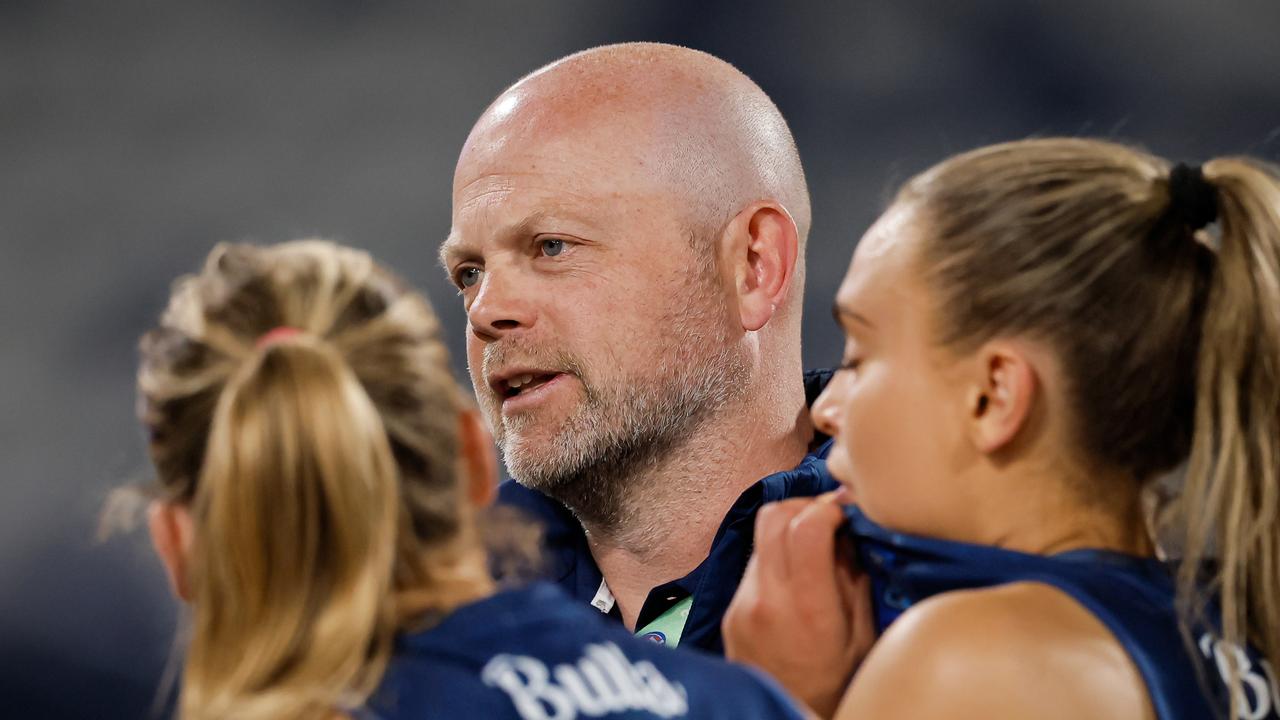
[148,410,500,613]
[442,44,813,628]
[725,205,1156,719]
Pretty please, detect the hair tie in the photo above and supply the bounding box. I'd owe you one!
[1167,163,1218,230]
[255,326,303,349]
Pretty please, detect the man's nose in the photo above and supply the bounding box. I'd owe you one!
[467,268,536,343]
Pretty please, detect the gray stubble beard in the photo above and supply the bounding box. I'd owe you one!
[485,283,750,534]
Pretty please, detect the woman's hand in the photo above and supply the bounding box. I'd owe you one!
[723,493,876,719]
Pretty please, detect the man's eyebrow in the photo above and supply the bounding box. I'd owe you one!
[832,301,874,330]
[438,235,466,269]
[438,210,575,269]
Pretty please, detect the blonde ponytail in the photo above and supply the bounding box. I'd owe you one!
[182,337,399,720]
[1178,158,1280,693]
[897,138,1280,714]
[136,240,480,719]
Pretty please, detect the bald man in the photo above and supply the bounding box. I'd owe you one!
[441,43,837,654]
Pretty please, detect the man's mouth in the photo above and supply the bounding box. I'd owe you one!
[494,371,563,399]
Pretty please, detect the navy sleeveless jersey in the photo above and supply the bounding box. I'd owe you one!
[845,505,1279,720]
[360,582,806,720]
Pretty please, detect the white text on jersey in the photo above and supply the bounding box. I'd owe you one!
[482,641,690,719]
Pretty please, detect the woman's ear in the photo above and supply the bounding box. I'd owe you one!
[965,341,1039,455]
[147,500,195,602]
[458,409,498,508]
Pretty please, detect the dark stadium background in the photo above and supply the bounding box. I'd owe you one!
[2,1,1277,717]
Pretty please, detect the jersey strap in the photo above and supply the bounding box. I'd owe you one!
[841,504,1279,720]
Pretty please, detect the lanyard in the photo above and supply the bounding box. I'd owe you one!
[592,578,694,648]
[635,595,693,648]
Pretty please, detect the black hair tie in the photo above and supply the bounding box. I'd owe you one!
[1167,163,1218,230]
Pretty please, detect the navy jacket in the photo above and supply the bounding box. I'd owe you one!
[847,505,1279,720]
[497,370,840,654]
[362,583,806,719]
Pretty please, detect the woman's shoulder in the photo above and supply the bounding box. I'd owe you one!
[836,582,1155,720]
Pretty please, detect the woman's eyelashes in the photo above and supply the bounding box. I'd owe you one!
[838,339,864,373]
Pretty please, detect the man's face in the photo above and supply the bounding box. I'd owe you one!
[443,114,747,521]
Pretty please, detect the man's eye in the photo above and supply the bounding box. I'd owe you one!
[539,238,566,257]
[456,267,483,289]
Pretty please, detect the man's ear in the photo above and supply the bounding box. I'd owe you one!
[147,500,195,602]
[720,201,800,332]
[965,342,1039,455]
[458,409,498,508]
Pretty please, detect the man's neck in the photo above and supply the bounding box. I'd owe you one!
[583,396,813,630]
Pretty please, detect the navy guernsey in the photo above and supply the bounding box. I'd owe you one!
[846,505,1280,720]
[497,370,840,654]
[361,582,806,720]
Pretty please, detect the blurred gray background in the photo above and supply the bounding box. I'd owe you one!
[2,1,1278,717]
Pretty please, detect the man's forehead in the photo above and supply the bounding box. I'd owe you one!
[451,138,672,230]
[473,80,656,146]
[456,85,662,186]
[455,128,648,195]
[447,102,690,261]
[453,171,610,225]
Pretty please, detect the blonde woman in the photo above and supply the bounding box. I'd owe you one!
[136,240,806,720]
[724,139,1280,720]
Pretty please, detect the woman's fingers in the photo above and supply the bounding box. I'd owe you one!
[753,498,815,584]
[724,496,870,719]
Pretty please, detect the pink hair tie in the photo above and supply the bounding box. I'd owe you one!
[255,326,303,349]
